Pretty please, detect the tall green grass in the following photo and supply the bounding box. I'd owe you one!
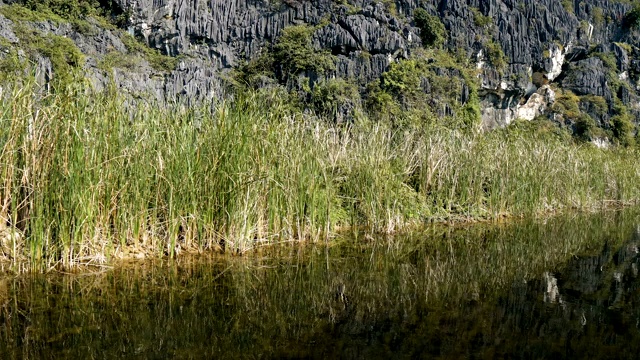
[0,78,639,267]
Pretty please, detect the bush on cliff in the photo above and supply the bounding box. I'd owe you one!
[311,78,361,123]
[11,0,100,20]
[413,8,446,48]
[624,5,640,29]
[272,25,335,83]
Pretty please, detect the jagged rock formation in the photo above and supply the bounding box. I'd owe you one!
[0,0,639,133]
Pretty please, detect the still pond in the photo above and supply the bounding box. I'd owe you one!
[1,209,640,359]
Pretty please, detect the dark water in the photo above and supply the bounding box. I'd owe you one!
[1,210,640,359]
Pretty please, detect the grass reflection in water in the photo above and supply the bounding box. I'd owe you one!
[1,209,639,359]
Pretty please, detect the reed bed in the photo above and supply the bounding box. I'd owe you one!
[0,79,639,268]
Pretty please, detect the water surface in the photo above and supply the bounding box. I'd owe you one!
[1,210,640,359]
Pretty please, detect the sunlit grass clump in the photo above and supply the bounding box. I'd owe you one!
[0,78,639,268]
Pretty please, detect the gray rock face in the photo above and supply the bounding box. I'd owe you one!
[112,1,638,123]
[2,0,640,129]
[562,57,612,99]
[116,0,419,88]
[0,15,17,43]
[613,43,629,72]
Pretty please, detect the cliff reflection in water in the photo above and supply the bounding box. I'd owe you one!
[1,210,639,359]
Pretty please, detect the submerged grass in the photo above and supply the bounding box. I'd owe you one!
[0,78,639,268]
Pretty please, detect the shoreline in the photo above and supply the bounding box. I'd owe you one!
[1,200,637,274]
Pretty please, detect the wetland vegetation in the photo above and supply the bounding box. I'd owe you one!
[0,76,639,269]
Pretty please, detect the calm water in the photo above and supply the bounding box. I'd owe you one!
[1,210,640,359]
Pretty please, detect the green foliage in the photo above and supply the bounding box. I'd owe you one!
[72,19,98,35]
[624,5,640,28]
[120,34,179,72]
[413,8,446,48]
[38,35,85,82]
[365,80,401,121]
[2,75,640,265]
[532,72,549,87]
[0,3,65,22]
[610,99,636,147]
[380,59,424,98]
[13,0,100,20]
[310,78,361,122]
[593,51,617,70]
[507,117,572,143]
[485,40,507,72]
[369,50,481,129]
[471,7,492,28]
[380,0,398,17]
[0,2,176,78]
[233,52,276,88]
[552,89,581,121]
[232,25,338,115]
[233,24,336,93]
[0,47,27,82]
[461,87,481,129]
[272,25,335,82]
[11,24,85,86]
[0,1,125,32]
[611,114,636,147]
[561,0,574,14]
[615,42,633,53]
[592,7,604,26]
[574,113,598,142]
[579,20,591,36]
[580,95,608,117]
[98,51,141,72]
[550,88,617,143]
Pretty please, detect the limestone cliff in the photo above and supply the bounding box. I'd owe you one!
[0,0,639,135]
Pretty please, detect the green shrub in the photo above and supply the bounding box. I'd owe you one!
[413,8,446,48]
[11,0,100,21]
[121,33,179,72]
[611,114,635,147]
[624,5,640,28]
[593,51,617,70]
[0,48,26,82]
[233,52,276,88]
[561,0,574,14]
[485,40,507,72]
[614,41,633,53]
[310,78,360,122]
[11,24,85,86]
[368,50,481,128]
[0,3,65,22]
[508,117,571,142]
[580,95,608,117]
[380,59,424,97]
[365,80,400,120]
[98,51,141,72]
[272,25,335,82]
[574,114,597,141]
[552,89,581,121]
[592,7,604,26]
[472,7,492,28]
